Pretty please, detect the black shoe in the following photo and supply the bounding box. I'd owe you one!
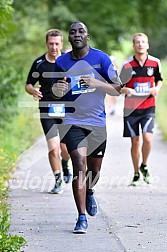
[130,172,140,186]
[140,164,152,184]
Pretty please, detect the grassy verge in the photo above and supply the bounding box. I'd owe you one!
[0,93,42,251]
[156,58,167,140]
[156,85,167,140]
[0,149,26,251]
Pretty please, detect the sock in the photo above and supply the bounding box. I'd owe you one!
[134,172,140,177]
[62,159,69,176]
[140,163,147,170]
[79,214,86,220]
[86,189,94,195]
[54,172,62,186]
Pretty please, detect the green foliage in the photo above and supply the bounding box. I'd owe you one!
[0,233,26,252]
[149,29,167,59]
[0,0,15,47]
[0,0,19,129]
[1,94,43,153]
[47,1,76,30]
[0,150,13,195]
[0,0,47,130]
[0,149,26,251]
[156,88,167,141]
[59,0,138,52]
[0,64,22,128]
[1,0,167,250]
[156,58,167,140]
[55,0,167,55]
[0,92,41,251]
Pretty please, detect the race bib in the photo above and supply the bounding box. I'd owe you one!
[71,73,96,95]
[134,82,150,96]
[48,103,65,117]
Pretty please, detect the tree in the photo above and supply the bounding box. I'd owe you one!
[0,0,15,47]
[44,0,167,56]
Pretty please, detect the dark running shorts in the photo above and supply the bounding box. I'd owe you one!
[40,114,66,142]
[123,113,155,137]
[63,125,107,157]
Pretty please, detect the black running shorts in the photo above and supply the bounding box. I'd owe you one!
[63,125,107,157]
[40,108,65,142]
[123,113,155,137]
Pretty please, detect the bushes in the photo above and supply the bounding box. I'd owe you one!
[0,93,42,251]
[0,149,26,251]
[156,59,167,140]
[0,64,23,128]
[156,87,167,140]
[0,2,44,249]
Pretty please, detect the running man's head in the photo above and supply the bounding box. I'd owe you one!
[45,29,63,59]
[133,33,149,56]
[68,21,90,50]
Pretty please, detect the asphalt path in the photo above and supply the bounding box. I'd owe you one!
[9,95,167,252]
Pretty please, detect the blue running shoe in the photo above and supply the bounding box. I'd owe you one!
[73,215,88,234]
[49,184,63,194]
[86,191,98,216]
[64,172,72,184]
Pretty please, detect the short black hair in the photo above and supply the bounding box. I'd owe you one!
[69,21,88,33]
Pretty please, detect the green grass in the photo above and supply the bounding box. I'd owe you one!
[0,92,42,251]
[156,87,167,140]
[156,58,167,140]
[0,148,27,251]
[2,93,42,153]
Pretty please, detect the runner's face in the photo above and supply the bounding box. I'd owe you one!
[68,23,89,49]
[46,36,63,58]
[133,35,149,55]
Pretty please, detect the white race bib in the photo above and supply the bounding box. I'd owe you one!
[71,73,96,95]
[48,103,65,117]
[134,82,150,96]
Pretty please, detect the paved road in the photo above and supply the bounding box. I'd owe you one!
[9,95,167,252]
